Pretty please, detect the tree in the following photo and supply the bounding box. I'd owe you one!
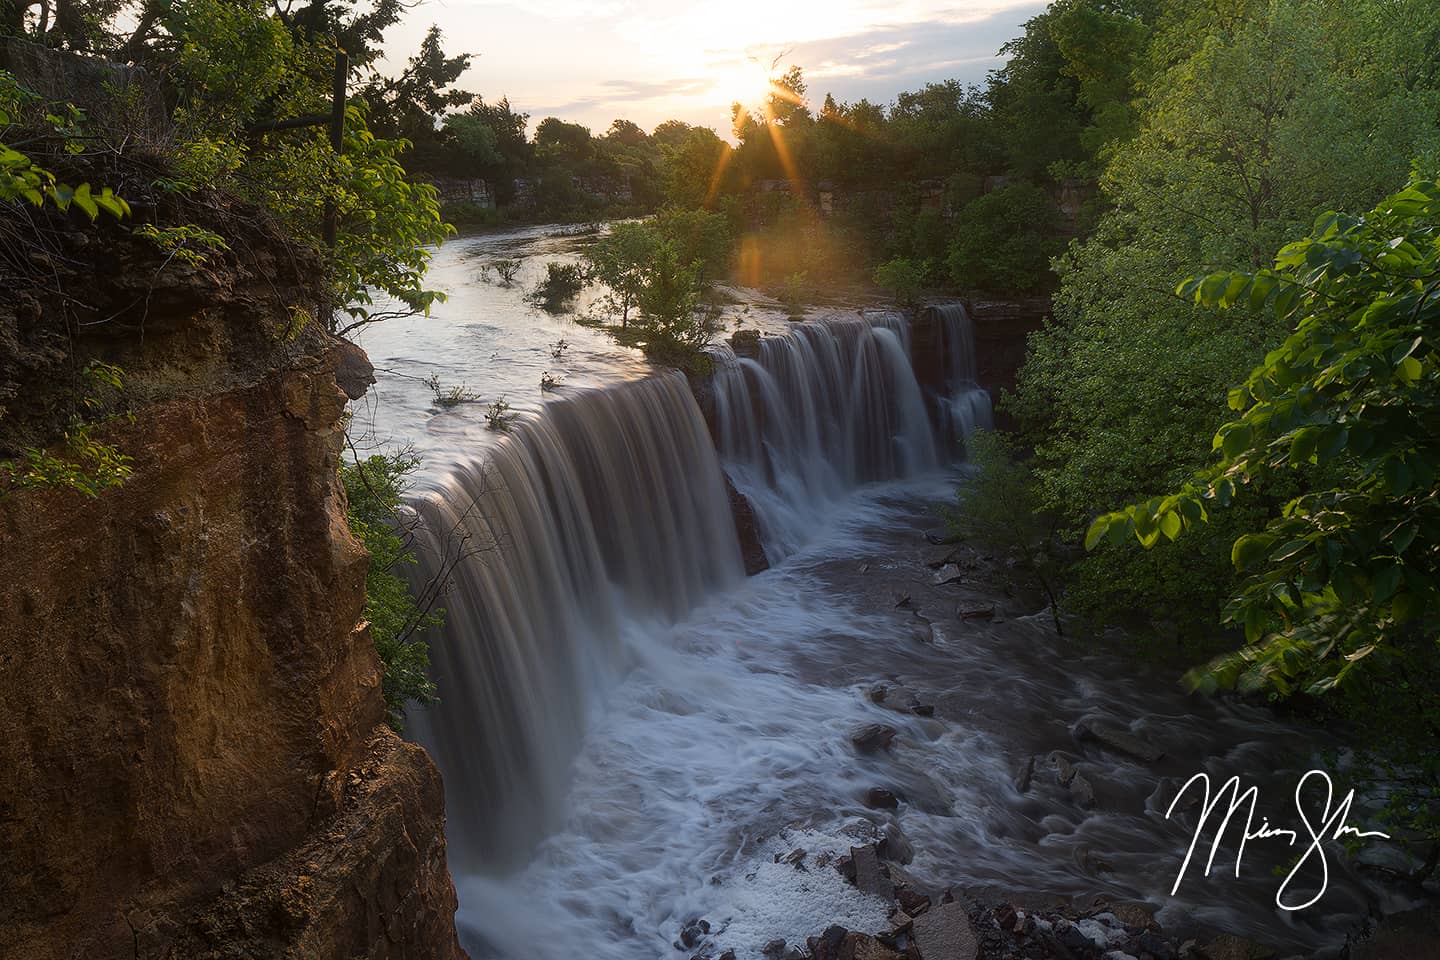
[535,116,592,160]
[948,431,1064,634]
[585,221,659,327]
[1086,178,1440,864]
[946,183,1063,292]
[357,24,472,145]
[1009,0,1440,620]
[605,118,648,147]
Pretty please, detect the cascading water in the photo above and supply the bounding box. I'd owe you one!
[929,302,994,449]
[710,312,942,560]
[405,372,744,870]
[360,233,1382,959]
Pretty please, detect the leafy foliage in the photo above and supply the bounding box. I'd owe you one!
[872,257,925,306]
[946,183,1063,293]
[946,430,1064,634]
[341,452,441,731]
[1085,177,1440,859]
[1087,180,1440,697]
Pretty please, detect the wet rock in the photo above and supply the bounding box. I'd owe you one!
[909,614,935,644]
[1049,752,1077,786]
[678,919,711,949]
[1102,952,1139,960]
[783,948,806,960]
[730,328,762,359]
[723,473,770,576]
[850,723,898,752]
[763,939,788,958]
[957,604,996,620]
[811,924,849,960]
[1054,918,1098,954]
[840,931,903,960]
[869,683,934,717]
[1137,930,1178,960]
[1198,934,1278,960]
[864,787,901,810]
[717,951,737,960]
[879,823,914,865]
[995,903,1017,931]
[1069,773,1096,808]
[932,564,963,585]
[1014,755,1036,793]
[898,888,931,915]
[910,900,978,960]
[1104,901,1159,931]
[924,528,961,545]
[1074,717,1164,763]
[850,844,895,900]
[890,910,915,933]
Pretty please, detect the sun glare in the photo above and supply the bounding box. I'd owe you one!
[710,57,778,109]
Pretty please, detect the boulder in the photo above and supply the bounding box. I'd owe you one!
[849,844,895,900]
[864,787,901,810]
[850,723,898,752]
[840,932,903,960]
[1014,755,1036,793]
[762,939,788,958]
[1069,773,1097,808]
[910,901,978,960]
[1074,717,1164,763]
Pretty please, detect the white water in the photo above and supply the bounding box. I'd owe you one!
[356,231,1395,960]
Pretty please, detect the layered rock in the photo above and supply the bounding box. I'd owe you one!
[0,198,464,958]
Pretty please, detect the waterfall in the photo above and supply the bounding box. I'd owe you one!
[710,312,941,560]
[929,302,994,449]
[404,372,744,871]
[404,308,987,874]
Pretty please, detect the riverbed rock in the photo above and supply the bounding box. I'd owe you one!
[879,822,914,865]
[1050,751,1078,785]
[850,844,895,900]
[1197,934,1278,960]
[932,564,964,585]
[762,938,788,957]
[1069,773,1097,808]
[869,682,934,717]
[1014,755,1036,793]
[910,900,978,960]
[723,473,770,576]
[957,604,996,620]
[864,787,901,810]
[1074,717,1164,763]
[851,723,899,752]
[840,931,903,960]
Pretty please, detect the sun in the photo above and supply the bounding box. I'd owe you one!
[710,56,778,110]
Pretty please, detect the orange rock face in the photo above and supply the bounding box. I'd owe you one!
[0,309,464,956]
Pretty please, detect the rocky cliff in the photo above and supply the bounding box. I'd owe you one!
[0,194,465,958]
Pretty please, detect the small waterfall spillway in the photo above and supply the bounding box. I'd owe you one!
[929,301,994,451]
[711,312,946,560]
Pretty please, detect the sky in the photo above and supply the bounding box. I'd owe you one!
[380,0,1046,139]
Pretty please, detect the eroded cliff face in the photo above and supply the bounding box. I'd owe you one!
[0,206,464,959]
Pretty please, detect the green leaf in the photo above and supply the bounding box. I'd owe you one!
[1371,564,1402,603]
[1397,355,1422,383]
[1232,534,1273,572]
[1221,424,1253,459]
[72,182,99,220]
[1160,511,1182,541]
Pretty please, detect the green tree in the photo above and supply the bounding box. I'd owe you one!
[946,183,1063,292]
[585,221,659,327]
[1087,179,1440,862]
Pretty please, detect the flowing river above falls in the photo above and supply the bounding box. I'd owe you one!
[352,225,1413,960]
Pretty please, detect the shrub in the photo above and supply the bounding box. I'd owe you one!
[340,452,441,730]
